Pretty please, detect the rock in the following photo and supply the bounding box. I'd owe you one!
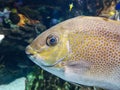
[0,77,26,90]
[9,12,20,24]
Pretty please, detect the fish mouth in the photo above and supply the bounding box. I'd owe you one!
[25,46,65,67]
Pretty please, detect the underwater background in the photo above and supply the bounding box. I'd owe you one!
[0,0,118,90]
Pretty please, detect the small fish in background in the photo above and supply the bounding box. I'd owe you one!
[109,11,115,16]
[0,34,5,43]
[26,16,120,90]
[115,1,120,10]
[69,3,73,12]
[109,1,120,21]
[0,7,11,18]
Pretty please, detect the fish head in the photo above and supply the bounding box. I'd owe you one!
[26,25,69,67]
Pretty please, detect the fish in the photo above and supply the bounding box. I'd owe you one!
[0,8,11,18]
[109,11,120,21]
[115,2,120,10]
[109,11,115,16]
[26,16,120,90]
[0,34,5,43]
[109,2,120,21]
[69,3,73,12]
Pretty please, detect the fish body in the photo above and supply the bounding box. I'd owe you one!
[109,1,120,21]
[115,2,120,10]
[109,11,115,16]
[0,34,5,43]
[69,3,73,12]
[26,16,120,90]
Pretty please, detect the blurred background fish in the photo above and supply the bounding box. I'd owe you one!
[0,34,5,43]
[69,3,73,12]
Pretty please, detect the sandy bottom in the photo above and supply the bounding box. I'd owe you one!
[0,77,26,90]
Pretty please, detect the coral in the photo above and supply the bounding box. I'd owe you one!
[9,12,20,24]
[0,22,46,77]
[18,7,40,20]
[25,67,104,90]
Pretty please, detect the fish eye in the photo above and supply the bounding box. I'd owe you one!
[46,34,58,46]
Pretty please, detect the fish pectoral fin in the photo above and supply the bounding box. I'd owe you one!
[66,60,91,73]
[64,60,92,85]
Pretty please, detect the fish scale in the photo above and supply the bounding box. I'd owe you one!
[26,16,120,90]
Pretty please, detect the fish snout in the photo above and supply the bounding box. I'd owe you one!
[25,46,35,55]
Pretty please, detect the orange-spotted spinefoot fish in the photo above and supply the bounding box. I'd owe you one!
[26,16,120,90]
